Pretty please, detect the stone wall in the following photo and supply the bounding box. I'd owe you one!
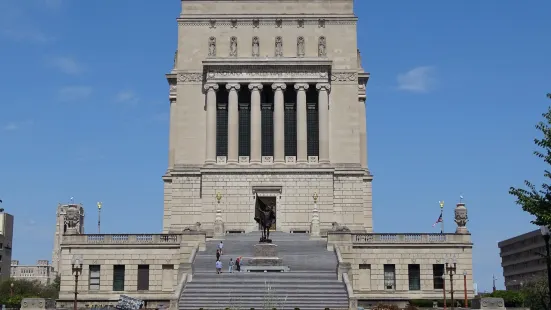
[164,168,372,233]
[329,232,475,302]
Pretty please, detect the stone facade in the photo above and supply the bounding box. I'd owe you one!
[10,260,55,285]
[0,211,14,282]
[54,0,474,308]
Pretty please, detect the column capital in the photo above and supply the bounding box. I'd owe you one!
[248,83,264,91]
[204,83,219,91]
[272,83,287,91]
[316,83,331,92]
[294,83,310,91]
[226,83,241,91]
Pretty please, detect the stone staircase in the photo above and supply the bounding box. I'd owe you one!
[179,231,349,310]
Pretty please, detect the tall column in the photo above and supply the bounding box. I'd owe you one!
[272,83,286,163]
[294,83,309,163]
[316,83,331,163]
[226,83,241,163]
[249,83,263,163]
[359,96,367,168]
[204,83,219,164]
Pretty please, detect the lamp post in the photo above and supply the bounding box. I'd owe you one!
[540,225,551,308]
[71,255,83,310]
[442,274,447,310]
[445,258,457,310]
[10,282,14,296]
[463,271,468,308]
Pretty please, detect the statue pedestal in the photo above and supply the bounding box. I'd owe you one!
[213,220,225,239]
[243,243,289,272]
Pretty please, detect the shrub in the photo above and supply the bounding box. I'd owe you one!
[294,308,300,310]
[372,303,400,310]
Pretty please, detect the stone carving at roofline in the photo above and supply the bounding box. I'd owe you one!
[275,36,283,57]
[230,36,238,57]
[178,72,203,83]
[297,36,305,57]
[318,36,327,57]
[331,72,357,82]
[208,37,216,57]
[252,37,260,57]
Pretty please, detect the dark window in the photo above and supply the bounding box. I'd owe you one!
[137,265,150,291]
[239,103,251,157]
[433,264,445,289]
[284,103,297,157]
[216,103,228,157]
[384,264,396,290]
[113,265,125,291]
[89,265,100,291]
[306,87,319,157]
[359,264,371,270]
[408,264,421,291]
[261,103,274,156]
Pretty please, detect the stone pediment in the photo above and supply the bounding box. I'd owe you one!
[202,58,332,83]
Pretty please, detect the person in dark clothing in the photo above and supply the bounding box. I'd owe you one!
[235,256,241,272]
[216,249,220,261]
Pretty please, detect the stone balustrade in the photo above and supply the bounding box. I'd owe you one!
[62,234,181,245]
[327,232,472,245]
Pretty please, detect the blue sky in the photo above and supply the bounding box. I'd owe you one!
[0,0,550,292]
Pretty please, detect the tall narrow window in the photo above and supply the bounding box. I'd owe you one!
[433,264,445,289]
[383,264,396,290]
[137,265,150,291]
[239,103,251,157]
[216,103,228,157]
[89,265,100,291]
[113,265,125,291]
[261,103,274,156]
[408,264,421,291]
[306,87,319,157]
[284,103,297,157]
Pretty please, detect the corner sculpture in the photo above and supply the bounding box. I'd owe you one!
[254,203,276,243]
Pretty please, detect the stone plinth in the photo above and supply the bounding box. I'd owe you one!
[471,297,506,309]
[248,243,283,266]
[21,298,56,309]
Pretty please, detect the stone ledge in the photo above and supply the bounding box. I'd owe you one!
[242,265,290,273]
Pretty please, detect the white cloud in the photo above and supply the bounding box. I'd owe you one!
[3,120,33,131]
[0,1,55,44]
[396,66,436,93]
[58,86,92,102]
[50,56,84,75]
[115,90,139,104]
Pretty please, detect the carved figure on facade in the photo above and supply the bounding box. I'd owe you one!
[64,206,81,234]
[183,222,202,232]
[454,203,469,234]
[230,36,238,57]
[208,37,216,57]
[318,36,327,57]
[178,73,203,83]
[275,36,283,57]
[252,19,259,28]
[331,222,350,232]
[275,19,282,28]
[297,36,305,57]
[252,36,260,57]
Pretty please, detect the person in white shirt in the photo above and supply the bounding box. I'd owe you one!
[215,260,222,274]
[218,241,224,254]
[228,258,234,273]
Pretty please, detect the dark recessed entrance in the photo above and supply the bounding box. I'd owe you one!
[255,196,276,231]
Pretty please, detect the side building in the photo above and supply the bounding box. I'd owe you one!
[0,209,14,282]
[11,260,56,285]
[498,229,546,290]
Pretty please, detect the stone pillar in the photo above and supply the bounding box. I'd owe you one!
[204,83,219,164]
[272,83,287,163]
[316,83,331,163]
[295,83,309,163]
[359,96,367,168]
[226,83,241,164]
[455,202,469,234]
[310,193,320,238]
[249,83,263,164]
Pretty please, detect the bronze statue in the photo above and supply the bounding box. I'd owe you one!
[254,202,276,243]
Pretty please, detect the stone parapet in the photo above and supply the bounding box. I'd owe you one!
[328,232,472,245]
[62,234,181,245]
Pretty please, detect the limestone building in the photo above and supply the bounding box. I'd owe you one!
[10,260,55,285]
[56,1,475,308]
[0,209,14,282]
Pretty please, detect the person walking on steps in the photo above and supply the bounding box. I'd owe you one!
[235,257,241,272]
[216,249,220,261]
[228,258,234,273]
[218,241,224,255]
[215,259,222,274]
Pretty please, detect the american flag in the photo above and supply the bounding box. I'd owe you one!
[432,213,443,227]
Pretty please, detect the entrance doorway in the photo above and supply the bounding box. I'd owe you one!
[255,196,276,231]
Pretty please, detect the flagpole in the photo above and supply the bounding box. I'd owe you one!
[97,202,102,234]
[439,201,444,234]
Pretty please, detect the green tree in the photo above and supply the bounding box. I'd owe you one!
[509,93,551,226]
[0,278,59,307]
[523,277,550,310]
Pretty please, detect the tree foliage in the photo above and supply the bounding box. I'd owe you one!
[509,93,551,226]
[488,290,525,307]
[0,278,59,307]
[522,277,550,310]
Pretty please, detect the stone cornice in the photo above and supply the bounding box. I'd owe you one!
[177,16,357,27]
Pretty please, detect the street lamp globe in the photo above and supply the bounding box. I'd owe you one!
[540,225,550,236]
[10,282,14,288]
[463,271,467,276]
